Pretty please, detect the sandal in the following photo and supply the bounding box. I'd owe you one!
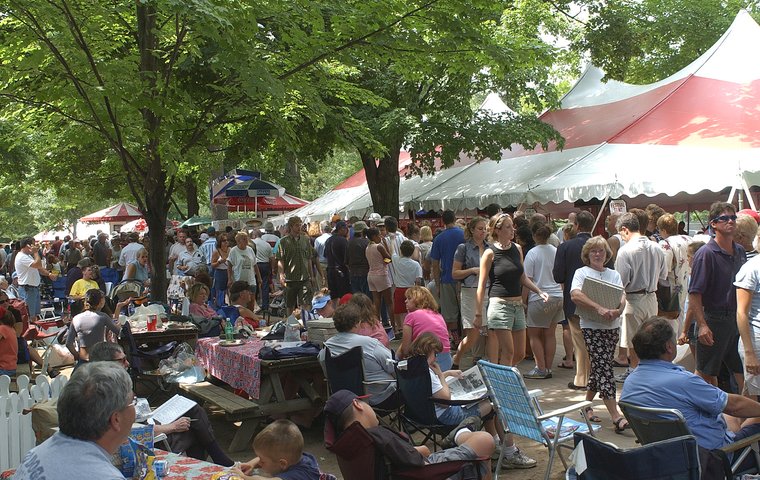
[584,406,602,423]
[557,362,574,369]
[612,360,629,368]
[613,417,629,434]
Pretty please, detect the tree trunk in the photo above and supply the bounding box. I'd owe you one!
[210,161,228,221]
[361,143,401,217]
[283,153,301,197]
[186,179,199,217]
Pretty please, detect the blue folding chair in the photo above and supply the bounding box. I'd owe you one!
[217,305,239,321]
[478,360,599,480]
[566,431,701,480]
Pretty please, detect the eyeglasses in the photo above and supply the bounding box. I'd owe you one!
[712,214,737,223]
[123,396,138,410]
[112,356,129,366]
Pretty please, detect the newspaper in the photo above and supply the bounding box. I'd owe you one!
[149,394,197,425]
[446,365,488,401]
[578,277,624,323]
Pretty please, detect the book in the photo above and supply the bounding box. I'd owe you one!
[578,276,624,323]
[446,365,488,401]
[542,416,583,439]
[149,394,197,425]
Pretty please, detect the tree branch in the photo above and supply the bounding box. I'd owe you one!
[0,93,102,132]
[278,0,443,80]
[543,0,587,25]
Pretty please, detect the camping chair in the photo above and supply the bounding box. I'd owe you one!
[324,419,483,480]
[394,355,480,452]
[120,321,178,401]
[323,346,398,427]
[477,360,598,480]
[566,431,701,480]
[619,401,760,478]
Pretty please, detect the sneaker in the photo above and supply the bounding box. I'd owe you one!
[615,368,632,384]
[523,367,552,379]
[501,448,537,469]
[441,416,483,448]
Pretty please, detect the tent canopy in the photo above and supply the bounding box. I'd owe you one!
[80,202,142,223]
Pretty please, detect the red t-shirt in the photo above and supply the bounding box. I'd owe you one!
[0,325,19,370]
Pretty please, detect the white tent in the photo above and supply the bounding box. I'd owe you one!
[406,10,760,214]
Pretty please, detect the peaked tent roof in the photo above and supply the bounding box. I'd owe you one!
[80,202,143,223]
[407,10,760,213]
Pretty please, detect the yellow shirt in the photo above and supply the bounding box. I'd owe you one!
[69,279,99,298]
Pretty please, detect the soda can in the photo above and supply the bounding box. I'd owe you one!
[259,319,267,328]
[154,459,168,477]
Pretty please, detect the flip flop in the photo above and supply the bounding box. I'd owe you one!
[557,362,574,369]
[612,360,629,368]
[613,417,630,434]
[584,406,602,423]
[567,382,586,391]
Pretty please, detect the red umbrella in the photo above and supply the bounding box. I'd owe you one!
[80,202,143,223]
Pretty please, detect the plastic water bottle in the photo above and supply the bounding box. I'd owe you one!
[283,314,301,342]
[127,302,136,317]
[224,318,234,341]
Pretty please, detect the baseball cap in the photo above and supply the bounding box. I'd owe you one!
[352,221,367,233]
[368,212,381,222]
[738,209,760,224]
[338,293,353,305]
[312,295,331,310]
[207,226,216,234]
[324,390,370,418]
[200,233,209,241]
[263,221,274,232]
[331,214,342,223]
[333,220,347,233]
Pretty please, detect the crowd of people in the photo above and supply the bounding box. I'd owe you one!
[9,198,760,477]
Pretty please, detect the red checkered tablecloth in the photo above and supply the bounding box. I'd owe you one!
[155,450,227,478]
[195,337,264,399]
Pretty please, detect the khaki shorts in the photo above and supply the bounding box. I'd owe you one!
[487,299,526,331]
[526,297,564,328]
[368,274,392,292]
[619,292,657,348]
[460,287,487,329]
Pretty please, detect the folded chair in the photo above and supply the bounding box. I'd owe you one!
[120,322,178,401]
[567,431,701,480]
[477,360,598,480]
[619,401,760,478]
[395,355,482,451]
[324,419,482,480]
[323,346,398,427]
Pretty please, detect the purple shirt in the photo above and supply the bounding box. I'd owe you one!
[688,238,746,310]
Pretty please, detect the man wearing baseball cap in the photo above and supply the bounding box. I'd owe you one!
[325,390,494,478]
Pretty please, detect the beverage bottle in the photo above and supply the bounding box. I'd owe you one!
[224,318,234,341]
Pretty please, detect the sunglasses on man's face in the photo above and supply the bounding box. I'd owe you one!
[712,214,737,223]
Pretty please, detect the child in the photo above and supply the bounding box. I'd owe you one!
[392,240,424,334]
[233,419,322,480]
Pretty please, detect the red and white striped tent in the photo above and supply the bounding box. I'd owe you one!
[79,202,143,223]
[285,10,760,222]
[408,10,760,214]
[222,193,309,212]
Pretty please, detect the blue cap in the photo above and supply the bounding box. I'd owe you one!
[312,295,331,310]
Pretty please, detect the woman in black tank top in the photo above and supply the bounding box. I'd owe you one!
[475,213,548,366]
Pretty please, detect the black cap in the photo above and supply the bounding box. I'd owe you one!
[324,390,369,418]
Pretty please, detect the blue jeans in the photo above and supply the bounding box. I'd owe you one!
[19,284,41,319]
[0,369,16,376]
[437,402,481,426]
[212,269,228,307]
[257,262,271,309]
[350,275,371,296]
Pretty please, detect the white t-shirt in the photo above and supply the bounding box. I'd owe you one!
[253,238,273,263]
[119,242,143,268]
[571,266,623,330]
[523,244,563,302]
[314,233,331,263]
[429,368,449,417]
[228,246,257,286]
[15,251,40,286]
[393,256,422,288]
[735,255,760,329]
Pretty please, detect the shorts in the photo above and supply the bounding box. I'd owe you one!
[393,287,409,314]
[427,443,485,479]
[738,329,760,395]
[619,292,657,348]
[368,274,392,292]
[487,299,525,331]
[326,268,351,298]
[526,297,564,328]
[439,283,460,326]
[460,287,487,330]
[284,280,313,310]
[696,309,742,377]
[436,402,482,426]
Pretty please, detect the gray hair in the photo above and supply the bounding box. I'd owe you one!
[89,342,125,363]
[616,212,640,233]
[58,362,133,441]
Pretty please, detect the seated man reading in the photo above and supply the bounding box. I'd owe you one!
[325,389,494,479]
[621,317,760,456]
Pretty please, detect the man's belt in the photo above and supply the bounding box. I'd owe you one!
[626,289,654,295]
[19,284,40,288]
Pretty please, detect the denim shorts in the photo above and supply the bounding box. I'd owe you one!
[487,300,526,331]
[436,402,482,426]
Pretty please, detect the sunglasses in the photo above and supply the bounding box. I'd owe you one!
[712,214,737,223]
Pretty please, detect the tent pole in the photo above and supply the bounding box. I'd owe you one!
[592,193,611,233]
[741,177,757,211]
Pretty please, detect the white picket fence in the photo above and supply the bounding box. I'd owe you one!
[0,374,67,471]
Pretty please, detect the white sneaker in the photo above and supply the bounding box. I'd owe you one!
[501,448,537,469]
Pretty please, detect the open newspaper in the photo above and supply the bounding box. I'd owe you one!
[149,394,197,425]
[446,365,488,401]
[578,277,624,324]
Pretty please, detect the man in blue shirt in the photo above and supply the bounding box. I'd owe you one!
[621,317,760,452]
[429,210,465,339]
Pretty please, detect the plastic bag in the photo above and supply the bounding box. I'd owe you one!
[158,342,196,377]
[112,425,157,479]
[132,303,167,329]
